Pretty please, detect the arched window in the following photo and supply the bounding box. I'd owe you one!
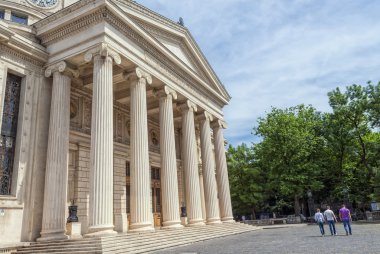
[0,73,22,195]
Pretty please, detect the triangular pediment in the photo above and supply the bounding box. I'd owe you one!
[115,1,231,101]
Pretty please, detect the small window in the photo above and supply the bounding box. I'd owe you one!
[11,12,28,25]
[0,10,4,20]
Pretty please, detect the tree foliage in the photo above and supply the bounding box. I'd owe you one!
[227,81,380,216]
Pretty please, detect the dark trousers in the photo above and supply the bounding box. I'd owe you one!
[318,222,325,235]
[342,219,352,235]
[327,220,336,235]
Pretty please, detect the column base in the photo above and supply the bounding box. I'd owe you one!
[129,222,155,233]
[114,214,128,233]
[221,217,235,223]
[186,218,205,227]
[206,217,222,225]
[162,220,184,230]
[85,224,117,237]
[37,229,69,242]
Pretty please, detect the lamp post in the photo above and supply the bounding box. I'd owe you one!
[307,190,315,217]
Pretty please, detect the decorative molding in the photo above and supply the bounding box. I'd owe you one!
[123,67,152,85]
[0,44,44,73]
[84,43,122,65]
[211,119,228,129]
[114,0,187,34]
[45,61,79,78]
[178,100,197,113]
[34,0,97,28]
[153,86,177,100]
[196,111,213,122]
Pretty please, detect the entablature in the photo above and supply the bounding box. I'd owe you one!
[33,0,230,118]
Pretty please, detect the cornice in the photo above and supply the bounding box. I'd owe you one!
[0,44,44,72]
[0,21,48,64]
[113,0,187,34]
[34,0,98,29]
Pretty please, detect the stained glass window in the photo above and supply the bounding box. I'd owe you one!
[0,73,22,195]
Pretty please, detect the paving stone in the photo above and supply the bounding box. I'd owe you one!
[153,224,380,254]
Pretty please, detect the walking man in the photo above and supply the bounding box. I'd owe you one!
[314,208,325,236]
[324,206,337,235]
[339,204,352,235]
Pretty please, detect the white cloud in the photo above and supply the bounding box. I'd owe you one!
[137,0,380,146]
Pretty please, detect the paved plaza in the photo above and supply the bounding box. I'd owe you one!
[153,223,380,254]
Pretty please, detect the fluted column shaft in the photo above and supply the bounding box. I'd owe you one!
[157,87,183,229]
[212,121,234,223]
[39,68,71,241]
[198,113,221,224]
[127,68,154,232]
[180,101,205,226]
[87,55,116,235]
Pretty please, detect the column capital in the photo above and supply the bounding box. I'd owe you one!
[84,43,122,64]
[153,86,177,100]
[211,119,228,129]
[123,67,152,85]
[196,111,213,122]
[178,100,197,113]
[45,61,79,78]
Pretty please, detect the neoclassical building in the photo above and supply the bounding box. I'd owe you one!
[0,0,233,244]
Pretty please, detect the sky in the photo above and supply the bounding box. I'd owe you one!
[137,0,380,146]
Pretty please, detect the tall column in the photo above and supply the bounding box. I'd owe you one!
[179,101,205,226]
[156,86,183,229]
[211,120,234,223]
[197,112,221,224]
[84,44,121,236]
[198,167,207,221]
[38,62,77,241]
[124,68,155,232]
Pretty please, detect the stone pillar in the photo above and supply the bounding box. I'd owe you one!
[179,101,205,226]
[84,44,121,236]
[197,112,221,224]
[124,68,155,232]
[38,62,77,241]
[198,167,207,222]
[211,120,234,223]
[156,86,183,229]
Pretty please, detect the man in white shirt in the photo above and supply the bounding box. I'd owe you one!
[324,206,337,235]
[314,208,325,236]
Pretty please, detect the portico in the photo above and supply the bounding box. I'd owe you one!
[0,0,234,244]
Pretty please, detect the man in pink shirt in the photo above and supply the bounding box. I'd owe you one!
[339,204,352,235]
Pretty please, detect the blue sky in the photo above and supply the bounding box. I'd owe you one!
[137,0,380,146]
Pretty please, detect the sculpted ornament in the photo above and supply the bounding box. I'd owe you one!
[28,0,58,8]
[179,100,197,113]
[211,119,228,129]
[123,67,152,85]
[84,43,121,64]
[45,61,79,78]
[153,86,177,100]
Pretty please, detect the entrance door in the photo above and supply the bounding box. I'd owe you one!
[151,167,161,227]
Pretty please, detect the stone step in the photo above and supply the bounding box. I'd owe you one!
[13,224,258,254]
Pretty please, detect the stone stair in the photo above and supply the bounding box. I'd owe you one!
[12,223,259,254]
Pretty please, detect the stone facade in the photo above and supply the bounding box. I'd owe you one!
[0,0,234,244]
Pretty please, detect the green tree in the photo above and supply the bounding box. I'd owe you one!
[226,143,266,218]
[253,105,324,215]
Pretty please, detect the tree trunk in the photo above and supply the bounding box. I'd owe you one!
[251,207,256,220]
[294,195,300,216]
